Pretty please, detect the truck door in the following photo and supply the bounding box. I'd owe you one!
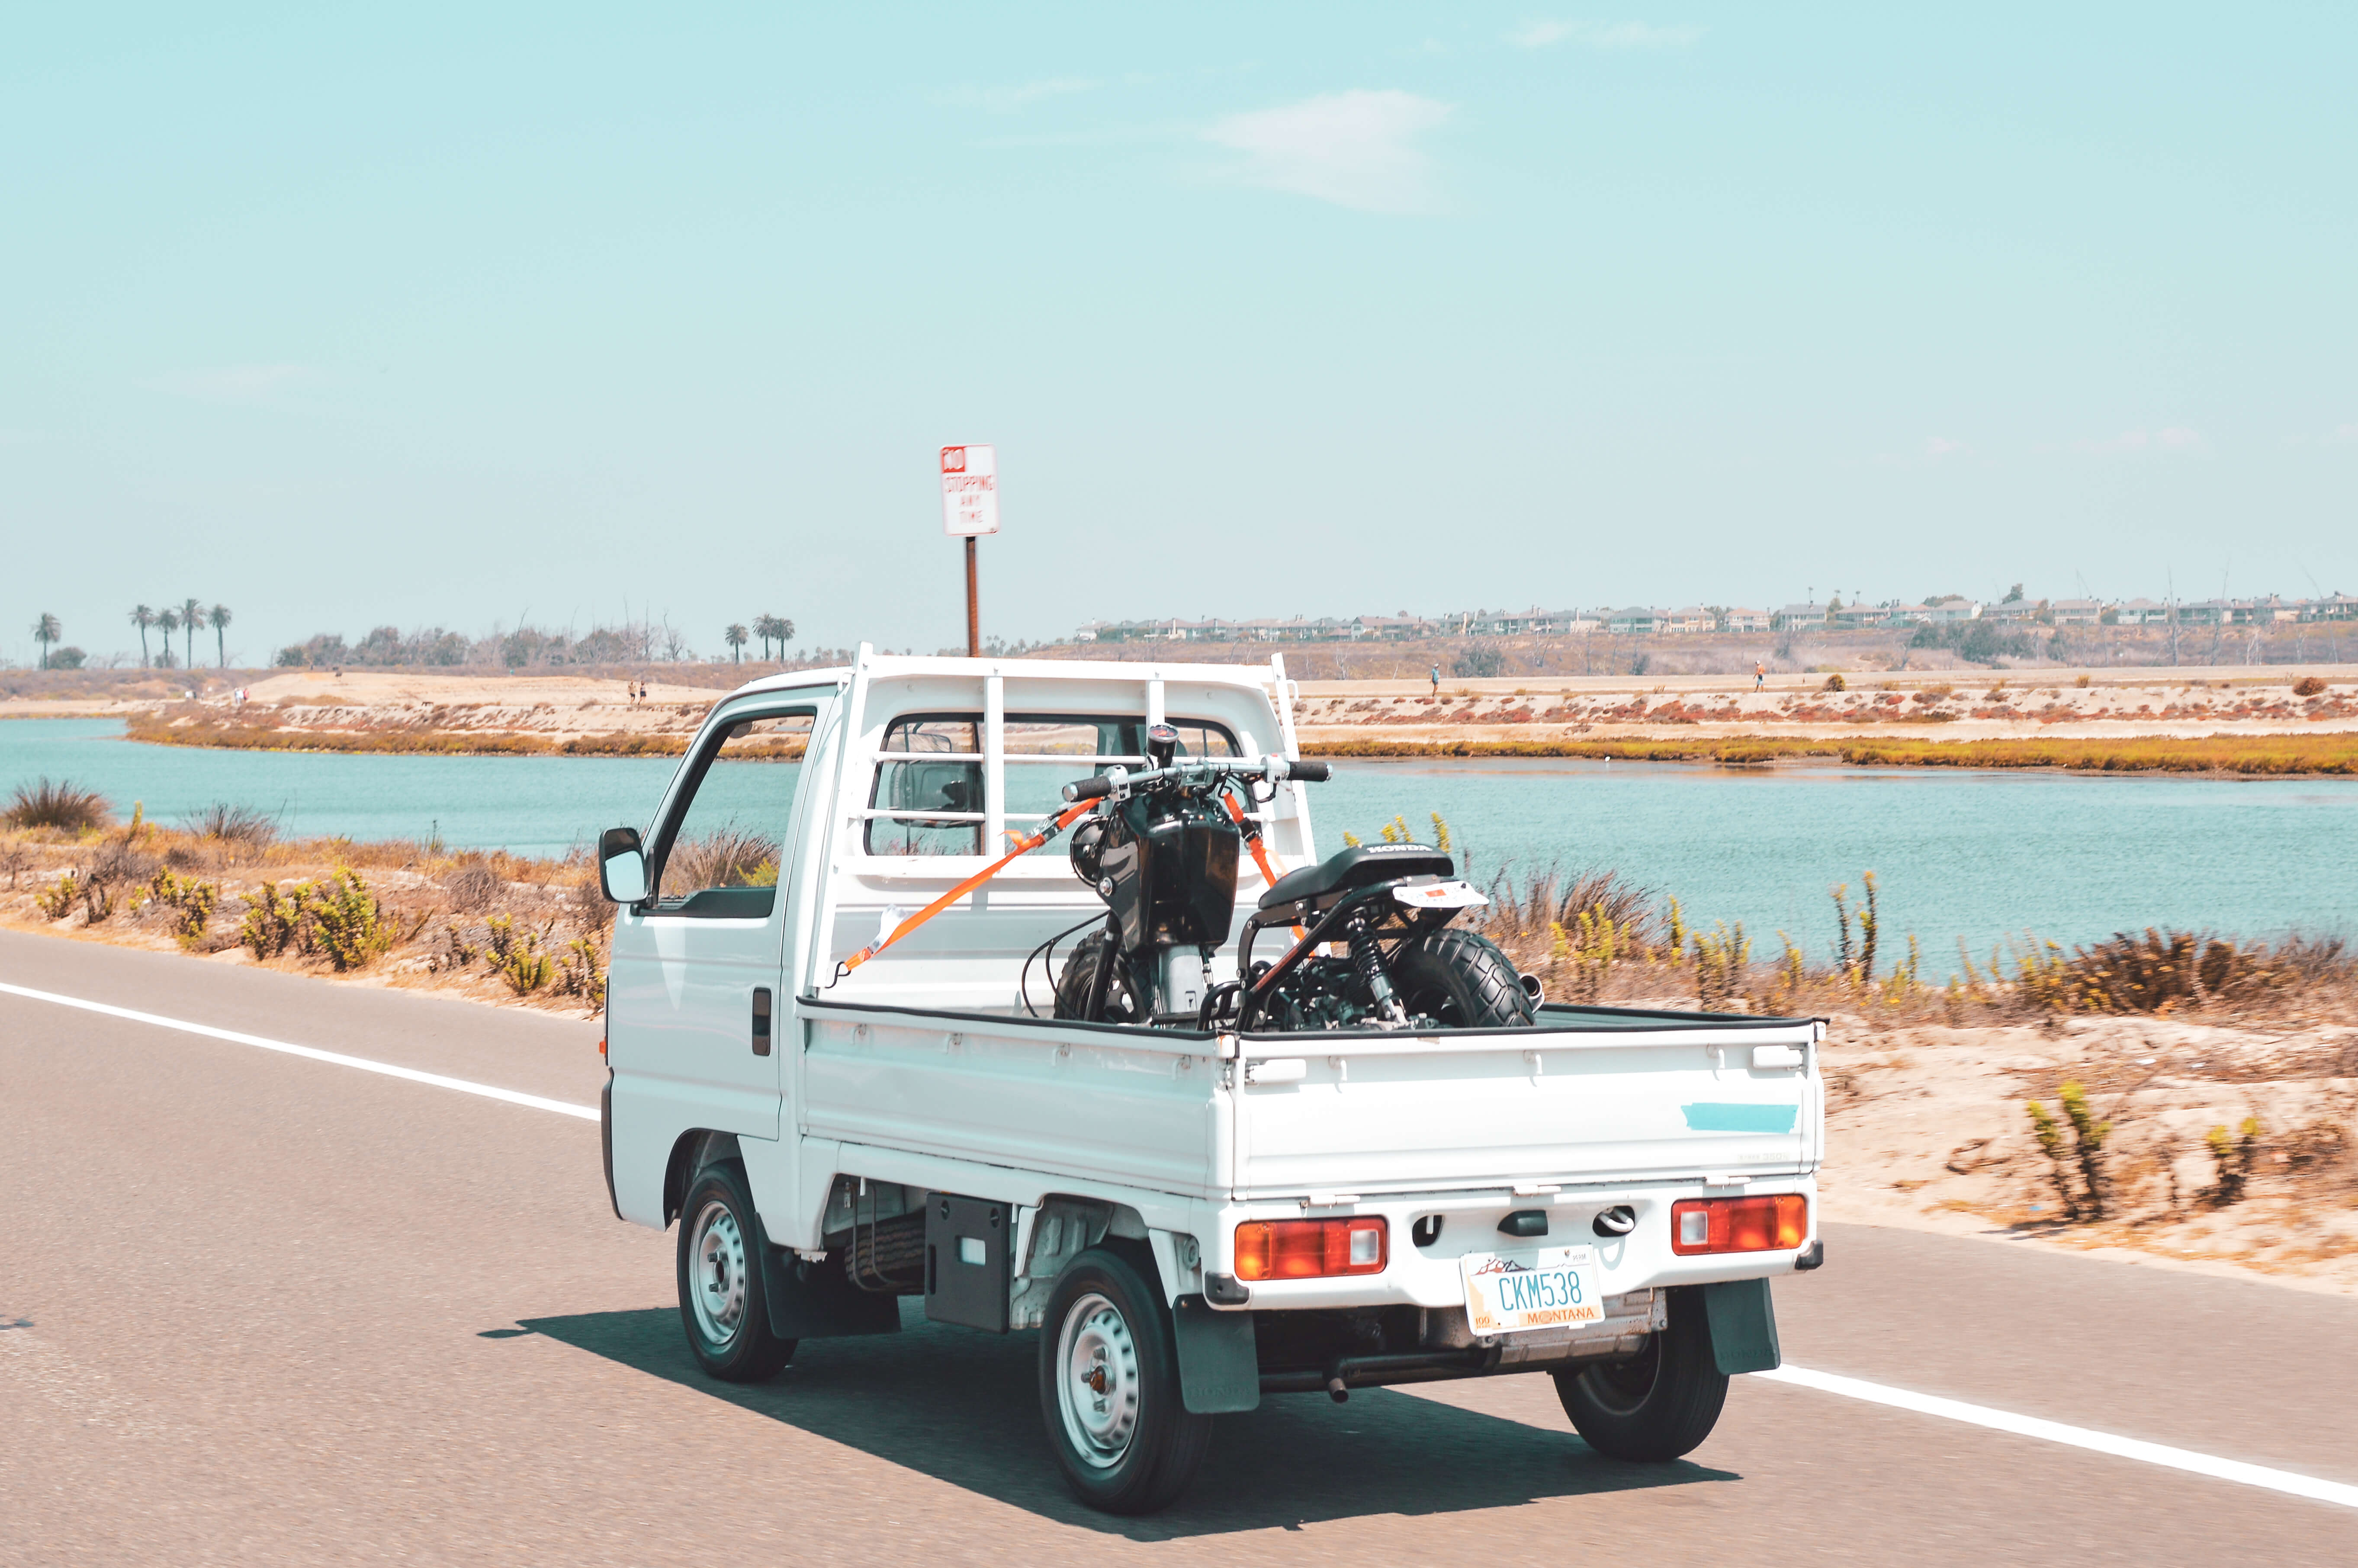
[608,701,819,1154]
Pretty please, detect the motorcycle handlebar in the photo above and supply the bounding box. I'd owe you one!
[1061,754,1331,803]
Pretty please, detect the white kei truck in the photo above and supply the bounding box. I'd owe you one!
[595,650,1825,1514]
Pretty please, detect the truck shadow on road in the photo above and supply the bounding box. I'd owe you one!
[519,1305,1736,1537]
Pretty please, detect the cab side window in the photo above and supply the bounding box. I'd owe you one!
[653,711,813,912]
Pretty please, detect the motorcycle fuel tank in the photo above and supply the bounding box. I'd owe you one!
[1092,800,1240,953]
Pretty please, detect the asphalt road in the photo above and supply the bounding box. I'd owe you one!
[5,929,2355,1565]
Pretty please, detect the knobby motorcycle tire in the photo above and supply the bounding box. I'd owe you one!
[1053,932,1146,1025]
[1391,927,1536,1029]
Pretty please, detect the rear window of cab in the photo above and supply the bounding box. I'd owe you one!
[866,713,1240,856]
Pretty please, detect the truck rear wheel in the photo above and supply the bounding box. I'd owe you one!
[1393,927,1535,1029]
[1553,1285,1726,1461]
[1038,1247,1211,1514]
[676,1162,797,1383]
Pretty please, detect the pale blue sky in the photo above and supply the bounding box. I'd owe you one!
[6,4,2355,664]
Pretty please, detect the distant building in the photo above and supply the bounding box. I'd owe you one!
[1832,603,1892,628]
[2049,598,2104,626]
[1921,598,1981,623]
[1887,604,1936,625]
[1606,607,1663,636]
[2112,598,2169,626]
[2302,595,2358,622]
[1772,602,1828,630]
[1720,607,1772,633]
[1662,606,1715,634]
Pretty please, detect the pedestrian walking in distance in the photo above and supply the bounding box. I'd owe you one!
[1754,660,1766,691]
[1430,663,1440,697]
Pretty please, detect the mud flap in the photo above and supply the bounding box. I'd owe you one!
[761,1246,902,1340]
[1172,1295,1260,1413]
[1702,1278,1781,1375]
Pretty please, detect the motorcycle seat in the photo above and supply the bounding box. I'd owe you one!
[1258,842,1456,910]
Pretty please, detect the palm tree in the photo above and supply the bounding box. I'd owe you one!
[156,607,180,669]
[130,604,155,667]
[724,623,749,663]
[209,604,233,668]
[180,598,203,669]
[32,613,61,670]
[757,614,795,662]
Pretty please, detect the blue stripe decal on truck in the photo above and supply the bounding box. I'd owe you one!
[1682,1102,1799,1134]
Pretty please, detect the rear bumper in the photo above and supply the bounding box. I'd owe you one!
[1202,1173,1818,1311]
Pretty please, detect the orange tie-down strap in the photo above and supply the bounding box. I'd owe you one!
[1223,790,1305,943]
[833,797,1101,981]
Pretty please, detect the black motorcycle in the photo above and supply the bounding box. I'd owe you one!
[1045,724,1535,1033]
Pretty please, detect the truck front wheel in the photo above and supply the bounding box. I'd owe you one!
[676,1162,797,1383]
[1038,1248,1211,1514]
[1553,1285,1727,1461]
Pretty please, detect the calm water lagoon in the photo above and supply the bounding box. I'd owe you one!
[6,719,2353,964]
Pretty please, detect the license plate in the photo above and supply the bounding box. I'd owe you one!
[1460,1245,1606,1335]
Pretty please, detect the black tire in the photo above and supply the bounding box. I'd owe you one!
[1553,1285,1727,1461]
[1393,926,1536,1029]
[676,1161,797,1383]
[1037,1247,1213,1514]
[1053,932,1146,1025]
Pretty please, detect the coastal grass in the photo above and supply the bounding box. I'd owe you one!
[1302,732,2358,775]
[5,777,116,831]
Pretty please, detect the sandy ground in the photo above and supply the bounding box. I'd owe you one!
[13,662,2358,749]
[1810,1009,2358,1295]
[1294,665,2358,745]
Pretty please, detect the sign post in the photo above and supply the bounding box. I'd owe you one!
[940,444,999,657]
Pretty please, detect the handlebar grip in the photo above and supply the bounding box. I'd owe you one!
[1285,760,1332,782]
[1062,775,1115,802]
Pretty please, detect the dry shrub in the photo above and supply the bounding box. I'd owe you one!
[1478,865,1660,971]
[2024,929,2350,1014]
[4,778,112,832]
[2293,675,2328,697]
[446,857,502,912]
[665,825,780,892]
[186,801,278,848]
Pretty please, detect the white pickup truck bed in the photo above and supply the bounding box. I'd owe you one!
[598,649,1824,1510]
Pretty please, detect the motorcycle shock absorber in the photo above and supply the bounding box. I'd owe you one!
[1346,914,1408,1026]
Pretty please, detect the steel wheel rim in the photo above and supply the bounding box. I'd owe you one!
[689,1198,749,1347]
[1055,1291,1141,1469]
[1582,1334,1662,1415]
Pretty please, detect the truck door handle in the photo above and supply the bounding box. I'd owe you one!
[752,988,772,1057]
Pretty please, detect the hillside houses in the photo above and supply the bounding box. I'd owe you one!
[1071,591,2358,644]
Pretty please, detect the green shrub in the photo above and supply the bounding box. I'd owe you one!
[2026,1080,2111,1221]
[556,935,604,1005]
[238,870,395,970]
[307,869,396,971]
[486,914,554,994]
[147,868,219,948]
[241,881,305,958]
[35,871,79,919]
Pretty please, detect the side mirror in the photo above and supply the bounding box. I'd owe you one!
[598,826,649,905]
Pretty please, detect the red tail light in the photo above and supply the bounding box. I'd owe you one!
[1234,1218,1388,1280]
[1671,1194,1809,1256]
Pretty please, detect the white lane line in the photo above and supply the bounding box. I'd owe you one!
[0,979,600,1122]
[1760,1364,2358,1510]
